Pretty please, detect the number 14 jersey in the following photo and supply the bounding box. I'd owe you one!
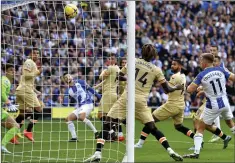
[121,58,165,99]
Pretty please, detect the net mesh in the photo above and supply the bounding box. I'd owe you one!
[1,1,127,162]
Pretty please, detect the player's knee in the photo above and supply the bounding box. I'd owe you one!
[145,122,156,131]
[79,113,86,121]
[174,124,182,130]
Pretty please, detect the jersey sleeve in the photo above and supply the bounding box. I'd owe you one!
[1,78,9,103]
[193,73,203,85]
[155,67,165,83]
[99,68,110,79]
[68,86,77,97]
[23,60,40,79]
[176,74,185,85]
[120,64,127,74]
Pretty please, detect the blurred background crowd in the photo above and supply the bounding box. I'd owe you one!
[1,1,235,112]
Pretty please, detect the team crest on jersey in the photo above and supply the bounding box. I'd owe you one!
[4,79,9,86]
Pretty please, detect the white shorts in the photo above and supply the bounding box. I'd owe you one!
[201,97,233,125]
[72,103,94,118]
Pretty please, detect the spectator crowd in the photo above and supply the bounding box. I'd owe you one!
[1,1,235,111]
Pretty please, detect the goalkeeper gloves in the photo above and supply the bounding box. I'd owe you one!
[6,103,18,112]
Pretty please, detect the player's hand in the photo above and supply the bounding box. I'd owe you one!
[6,104,18,112]
[196,90,205,98]
[197,86,203,92]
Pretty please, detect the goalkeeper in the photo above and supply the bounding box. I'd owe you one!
[1,64,20,154]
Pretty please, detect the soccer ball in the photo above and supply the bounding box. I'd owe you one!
[64,4,78,19]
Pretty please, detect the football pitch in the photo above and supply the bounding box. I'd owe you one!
[1,119,234,162]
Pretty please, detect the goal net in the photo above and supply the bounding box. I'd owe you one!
[1,1,129,162]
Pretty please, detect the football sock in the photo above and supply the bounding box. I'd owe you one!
[140,125,151,141]
[175,125,195,139]
[27,122,34,132]
[16,115,24,128]
[118,125,123,137]
[83,118,97,133]
[112,124,116,132]
[194,133,203,154]
[213,128,227,140]
[27,110,40,132]
[214,117,221,129]
[96,121,110,152]
[67,121,77,138]
[2,127,19,146]
[230,126,235,134]
[149,127,170,150]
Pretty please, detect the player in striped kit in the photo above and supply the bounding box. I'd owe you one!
[184,53,235,159]
[63,74,102,141]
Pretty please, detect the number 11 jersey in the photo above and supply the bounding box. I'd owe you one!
[193,66,231,109]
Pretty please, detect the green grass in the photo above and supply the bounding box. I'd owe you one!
[1,119,234,162]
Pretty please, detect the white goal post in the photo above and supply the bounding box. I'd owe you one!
[1,0,136,162]
[126,1,135,162]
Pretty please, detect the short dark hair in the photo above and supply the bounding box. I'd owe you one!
[202,53,214,63]
[2,63,14,72]
[30,47,39,54]
[141,44,157,62]
[214,55,221,60]
[172,58,183,65]
[210,45,218,49]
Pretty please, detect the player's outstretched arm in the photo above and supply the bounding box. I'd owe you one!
[160,81,183,93]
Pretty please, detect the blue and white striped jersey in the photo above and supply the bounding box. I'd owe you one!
[193,66,231,109]
[68,79,101,107]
